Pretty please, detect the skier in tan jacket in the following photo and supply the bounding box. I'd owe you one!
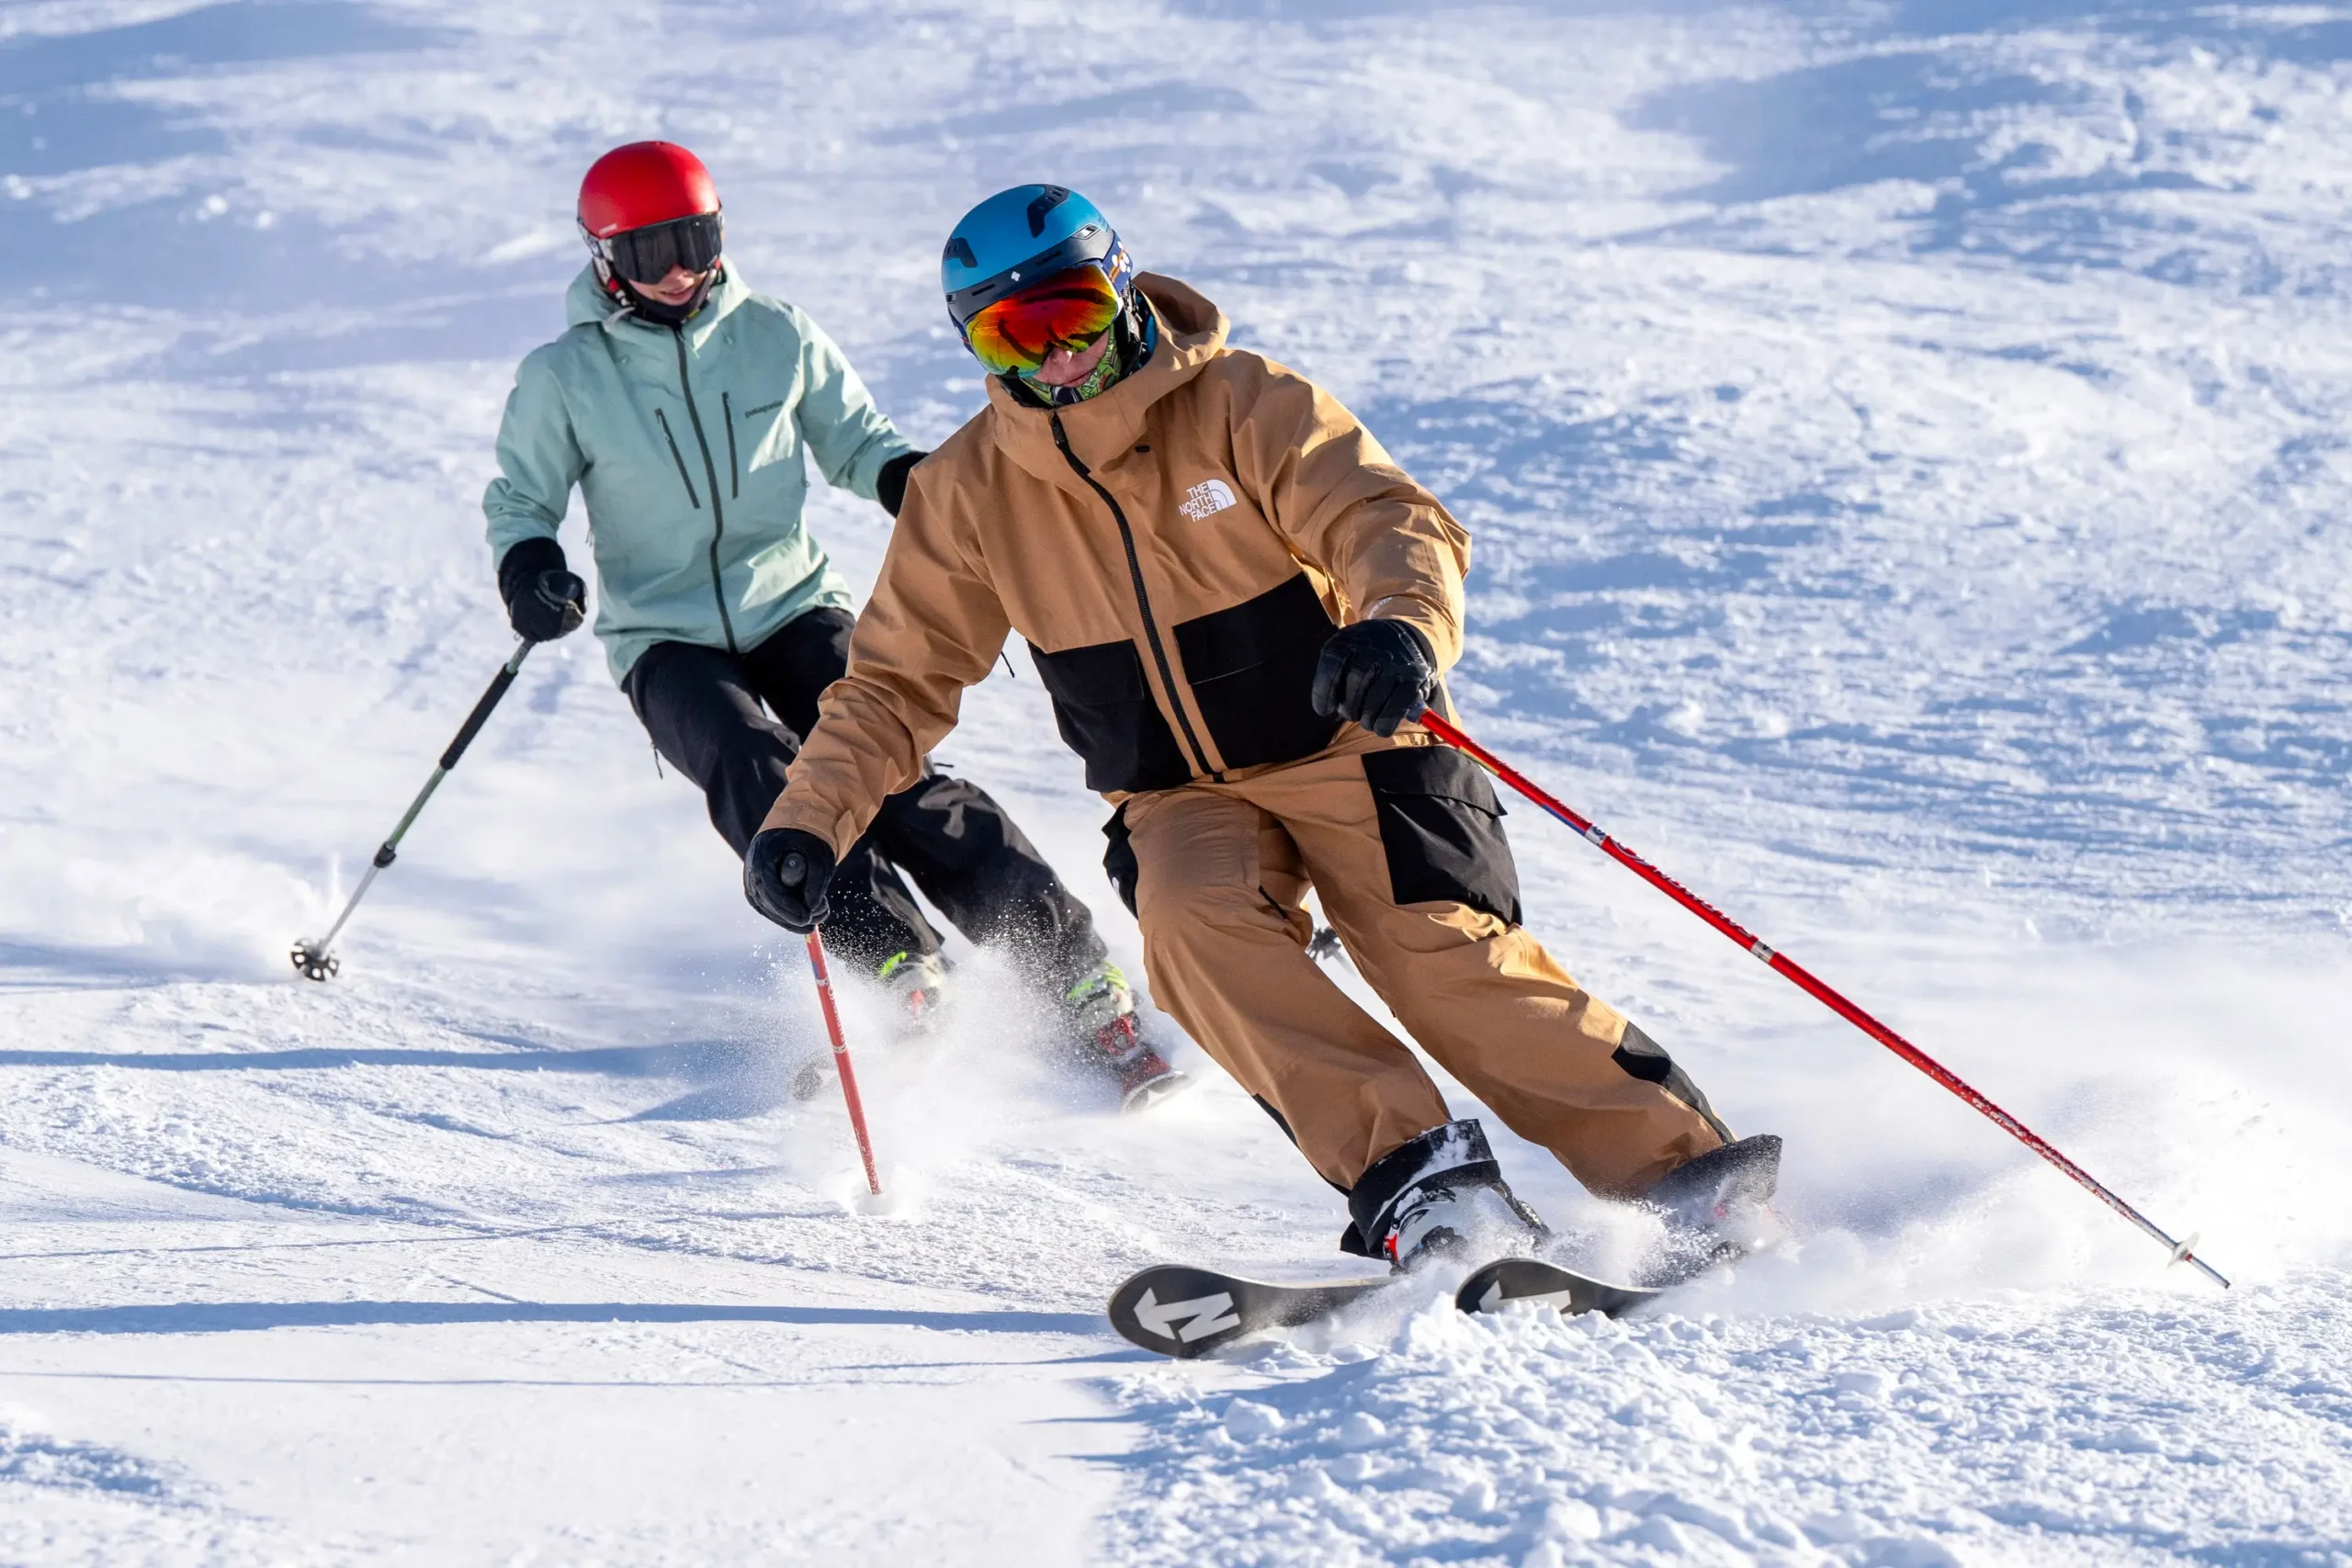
[745,186,1780,1276]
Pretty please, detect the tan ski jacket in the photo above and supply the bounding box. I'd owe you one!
[762,274,1471,857]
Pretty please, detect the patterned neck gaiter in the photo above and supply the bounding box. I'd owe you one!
[1011,299,1158,409]
[1019,336,1127,407]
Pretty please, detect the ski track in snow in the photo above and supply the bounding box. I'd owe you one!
[0,0,2347,1562]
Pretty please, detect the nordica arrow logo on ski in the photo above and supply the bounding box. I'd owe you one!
[1132,1287,1240,1343]
[1477,1279,1581,1313]
[1108,1265,1395,1359]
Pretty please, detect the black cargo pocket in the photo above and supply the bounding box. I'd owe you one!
[1174,573,1341,772]
[1102,803,1140,917]
[1611,1023,1733,1141]
[1029,637,1193,795]
[1362,746,1522,926]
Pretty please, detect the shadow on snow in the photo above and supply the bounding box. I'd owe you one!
[0,1298,1104,1337]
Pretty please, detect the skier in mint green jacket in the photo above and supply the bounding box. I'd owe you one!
[482,141,1185,1110]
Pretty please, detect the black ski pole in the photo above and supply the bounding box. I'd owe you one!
[293,640,535,981]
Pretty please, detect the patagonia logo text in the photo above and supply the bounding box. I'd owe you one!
[1178,479,1238,520]
[741,400,785,419]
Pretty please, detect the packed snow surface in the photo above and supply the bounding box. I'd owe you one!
[2,0,2347,1562]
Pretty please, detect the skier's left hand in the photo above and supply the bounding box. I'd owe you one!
[744,828,836,933]
[1312,618,1437,738]
[876,450,929,518]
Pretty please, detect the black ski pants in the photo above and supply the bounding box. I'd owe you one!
[625,607,1104,989]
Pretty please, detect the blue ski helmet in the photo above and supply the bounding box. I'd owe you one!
[942,185,1134,336]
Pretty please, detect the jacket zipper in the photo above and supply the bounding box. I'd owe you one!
[654,411,700,508]
[1050,412,1216,779]
[670,326,739,652]
[722,390,740,500]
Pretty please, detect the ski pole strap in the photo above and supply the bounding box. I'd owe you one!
[440,640,532,772]
[1411,707,2229,1290]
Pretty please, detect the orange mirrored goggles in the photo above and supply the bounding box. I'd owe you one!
[962,265,1122,378]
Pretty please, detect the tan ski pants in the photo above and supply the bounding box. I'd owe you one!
[1123,729,1727,1198]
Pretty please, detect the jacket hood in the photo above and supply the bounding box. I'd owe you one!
[980,273,1230,487]
[562,263,751,344]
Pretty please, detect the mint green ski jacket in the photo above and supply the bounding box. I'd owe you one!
[483,266,913,683]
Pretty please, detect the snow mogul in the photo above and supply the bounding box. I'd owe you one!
[482,145,1185,1110]
[740,184,1781,1277]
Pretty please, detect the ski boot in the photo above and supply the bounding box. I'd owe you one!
[1061,962,1189,1112]
[1346,1120,1549,1272]
[790,949,954,1101]
[1635,1133,1784,1286]
[876,949,953,1037]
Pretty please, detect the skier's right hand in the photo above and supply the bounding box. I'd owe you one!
[1313,617,1437,738]
[497,537,588,642]
[744,829,836,933]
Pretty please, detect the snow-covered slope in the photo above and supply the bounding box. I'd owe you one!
[0,1,2346,1562]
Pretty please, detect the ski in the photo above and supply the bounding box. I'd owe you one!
[1109,1256,1663,1359]
[1454,1256,1659,1318]
[1107,1265,1393,1359]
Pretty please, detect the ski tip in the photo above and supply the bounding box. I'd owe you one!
[1106,1265,1395,1359]
[1108,1266,1245,1359]
[1119,1068,1194,1115]
[1454,1258,1658,1319]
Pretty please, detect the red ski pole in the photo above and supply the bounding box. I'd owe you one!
[1414,708,2228,1289]
[804,931,882,1197]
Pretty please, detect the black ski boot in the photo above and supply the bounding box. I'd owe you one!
[1345,1120,1549,1272]
[1636,1133,1783,1286]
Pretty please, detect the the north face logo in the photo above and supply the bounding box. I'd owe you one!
[1178,479,1237,520]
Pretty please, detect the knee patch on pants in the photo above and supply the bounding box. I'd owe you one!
[1362,747,1522,926]
[1612,1022,1733,1143]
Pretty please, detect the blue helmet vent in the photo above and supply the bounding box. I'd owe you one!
[1025,186,1071,236]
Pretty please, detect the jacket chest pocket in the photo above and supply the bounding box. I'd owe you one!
[649,403,707,509]
[730,390,798,480]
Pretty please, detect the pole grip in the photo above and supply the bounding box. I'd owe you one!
[439,642,533,772]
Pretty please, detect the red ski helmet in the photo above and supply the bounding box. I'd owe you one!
[578,141,718,239]
[577,142,725,291]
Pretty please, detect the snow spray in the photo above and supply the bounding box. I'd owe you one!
[1415,708,2230,1289]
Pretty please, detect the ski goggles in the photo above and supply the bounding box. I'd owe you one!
[583,209,724,286]
[961,264,1122,378]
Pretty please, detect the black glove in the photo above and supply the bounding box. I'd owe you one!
[876,450,929,519]
[1311,619,1437,738]
[497,537,587,643]
[744,828,837,933]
